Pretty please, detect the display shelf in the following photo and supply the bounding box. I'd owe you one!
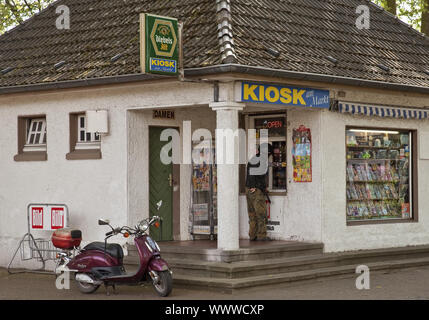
[346,145,402,150]
[347,198,399,201]
[347,180,399,183]
[348,216,402,221]
[190,140,217,240]
[346,128,412,222]
[348,158,401,162]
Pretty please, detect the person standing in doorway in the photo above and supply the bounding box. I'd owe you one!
[246,143,273,241]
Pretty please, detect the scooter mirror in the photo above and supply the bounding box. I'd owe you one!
[98,219,110,226]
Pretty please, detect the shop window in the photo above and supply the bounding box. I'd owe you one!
[66,113,101,160]
[14,116,48,161]
[247,114,287,193]
[346,128,416,223]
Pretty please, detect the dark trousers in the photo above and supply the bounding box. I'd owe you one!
[246,188,267,240]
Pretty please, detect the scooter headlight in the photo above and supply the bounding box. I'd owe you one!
[138,221,149,232]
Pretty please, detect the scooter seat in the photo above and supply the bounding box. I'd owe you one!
[83,242,124,260]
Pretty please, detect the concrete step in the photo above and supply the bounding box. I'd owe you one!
[171,257,429,293]
[126,241,324,262]
[125,244,429,279]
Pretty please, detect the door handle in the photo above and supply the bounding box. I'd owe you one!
[168,174,173,187]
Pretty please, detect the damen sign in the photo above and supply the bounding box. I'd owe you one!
[140,13,179,75]
[242,82,330,109]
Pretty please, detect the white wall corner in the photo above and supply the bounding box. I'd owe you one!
[419,131,429,160]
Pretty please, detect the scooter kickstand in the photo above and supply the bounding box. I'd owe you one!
[104,283,117,296]
[104,283,110,296]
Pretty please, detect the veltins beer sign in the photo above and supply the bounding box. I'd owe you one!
[140,13,179,75]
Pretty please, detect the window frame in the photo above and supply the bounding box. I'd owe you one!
[14,115,48,162]
[240,112,288,195]
[345,126,418,226]
[75,114,101,150]
[66,112,102,160]
[23,118,47,152]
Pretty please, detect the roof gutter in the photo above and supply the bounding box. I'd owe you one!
[1,64,429,95]
[0,73,170,95]
[184,64,429,95]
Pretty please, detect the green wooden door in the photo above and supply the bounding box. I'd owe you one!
[149,126,173,241]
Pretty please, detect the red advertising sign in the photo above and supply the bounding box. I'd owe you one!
[51,207,65,229]
[31,207,44,229]
[29,204,68,230]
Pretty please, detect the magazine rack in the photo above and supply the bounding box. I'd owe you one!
[190,140,217,240]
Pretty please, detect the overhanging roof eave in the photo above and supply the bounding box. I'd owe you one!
[1,64,429,96]
[184,64,429,95]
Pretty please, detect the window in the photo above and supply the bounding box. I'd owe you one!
[248,114,287,192]
[66,113,101,160]
[14,115,48,161]
[76,115,100,150]
[346,128,415,223]
[23,118,47,152]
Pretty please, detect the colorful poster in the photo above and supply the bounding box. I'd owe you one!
[292,125,312,182]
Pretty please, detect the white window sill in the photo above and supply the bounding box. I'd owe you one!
[23,144,47,152]
[75,142,101,150]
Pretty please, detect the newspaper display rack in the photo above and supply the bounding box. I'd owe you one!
[190,140,218,240]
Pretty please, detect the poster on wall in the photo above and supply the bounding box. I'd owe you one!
[292,125,312,183]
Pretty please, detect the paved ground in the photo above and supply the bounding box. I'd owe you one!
[1,266,429,300]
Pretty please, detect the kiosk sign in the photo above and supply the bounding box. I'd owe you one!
[242,82,330,109]
[140,13,179,75]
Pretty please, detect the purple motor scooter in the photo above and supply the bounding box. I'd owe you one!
[55,213,172,297]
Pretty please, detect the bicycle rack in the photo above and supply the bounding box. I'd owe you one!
[7,204,69,275]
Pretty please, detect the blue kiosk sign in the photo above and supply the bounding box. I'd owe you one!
[242,82,330,109]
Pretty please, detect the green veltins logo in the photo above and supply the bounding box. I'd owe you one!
[151,21,177,57]
[140,13,179,75]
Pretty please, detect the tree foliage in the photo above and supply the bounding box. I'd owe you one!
[0,0,55,34]
[1,0,428,36]
[372,0,429,34]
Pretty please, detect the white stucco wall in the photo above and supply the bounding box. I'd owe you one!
[321,110,429,252]
[0,80,214,268]
[127,106,217,242]
[1,75,429,269]
[238,107,323,242]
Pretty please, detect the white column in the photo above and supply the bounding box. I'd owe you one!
[210,102,244,250]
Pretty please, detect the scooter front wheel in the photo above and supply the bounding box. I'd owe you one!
[75,274,100,294]
[152,270,173,297]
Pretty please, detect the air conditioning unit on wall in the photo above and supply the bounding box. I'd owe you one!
[86,110,109,134]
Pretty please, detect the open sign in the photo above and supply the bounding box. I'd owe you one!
[28,204,68,230]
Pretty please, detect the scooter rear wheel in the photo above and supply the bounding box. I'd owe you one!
[153,270,173,297]
[76,274,100,294]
